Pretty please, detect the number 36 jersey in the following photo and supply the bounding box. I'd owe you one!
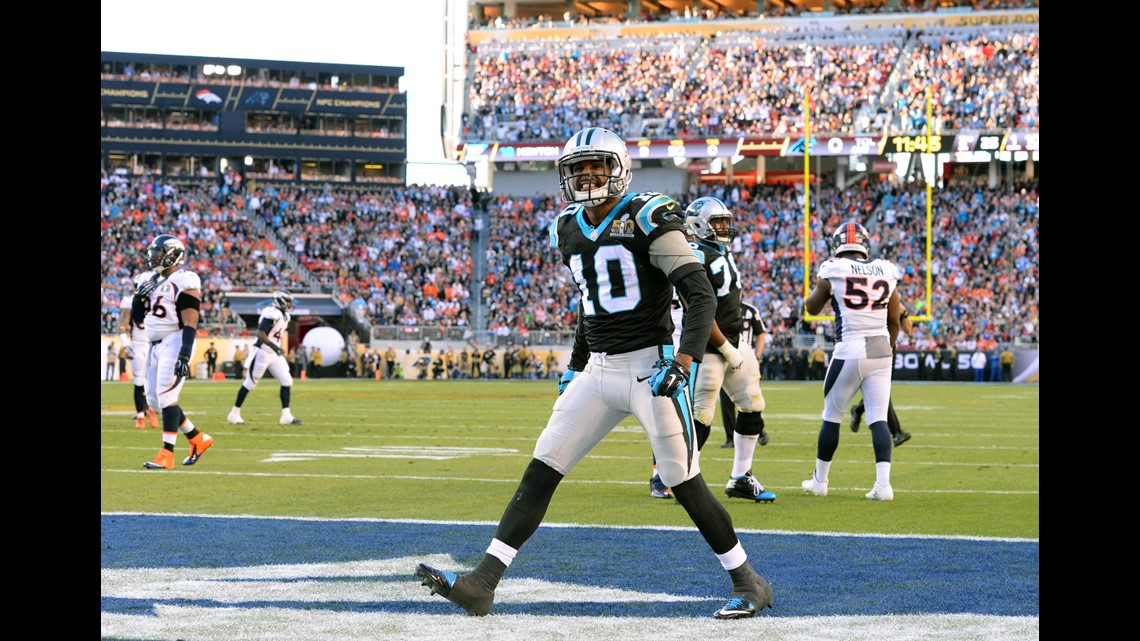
[144,269,203,343]
[549,192,685,356]
[817,255,900,358]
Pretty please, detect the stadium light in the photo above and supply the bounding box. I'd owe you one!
[244,156,253,166]
[227,65,242,76]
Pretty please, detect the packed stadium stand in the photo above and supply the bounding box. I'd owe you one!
[101,0,1038,381]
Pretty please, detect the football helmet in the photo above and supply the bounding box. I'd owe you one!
[272,290,294,313]
[557,127,632,207]
[685,197,736,246]
[831,221,871,258]
[146,234,186,271]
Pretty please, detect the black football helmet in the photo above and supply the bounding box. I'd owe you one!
[272,290,294,313]
[146,234,186,271]
[831,221,871,258]
[684,197,736,246]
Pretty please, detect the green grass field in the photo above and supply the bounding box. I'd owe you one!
[100,378,1039,540]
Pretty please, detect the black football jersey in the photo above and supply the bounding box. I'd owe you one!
[550,192,685,356]
[690,239,744,351]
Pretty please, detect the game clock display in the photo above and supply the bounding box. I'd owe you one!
[886,135,944,154]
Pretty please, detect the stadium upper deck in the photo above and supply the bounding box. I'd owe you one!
[456,0,1037,192]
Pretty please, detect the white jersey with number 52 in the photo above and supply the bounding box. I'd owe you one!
[817,256,900,348]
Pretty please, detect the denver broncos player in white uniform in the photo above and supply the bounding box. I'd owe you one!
[682,197,775,503]
[227,290,303,426]
[117,272,159,429]
[416,127,774,620]
[802,221,902,500]
[138,234,214,469]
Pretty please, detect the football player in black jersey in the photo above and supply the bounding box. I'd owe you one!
[416,127,773,620]
[681,198,775,503]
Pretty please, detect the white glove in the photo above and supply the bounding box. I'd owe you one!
[123,345,135,360]
[717,340,744,371]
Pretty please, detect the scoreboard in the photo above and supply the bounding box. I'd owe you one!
[458,131,1040,163]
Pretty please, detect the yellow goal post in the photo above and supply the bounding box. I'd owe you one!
[801,90,935,322]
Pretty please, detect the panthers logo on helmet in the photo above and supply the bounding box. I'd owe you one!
[830,221,871,258]
[684,197,736,246]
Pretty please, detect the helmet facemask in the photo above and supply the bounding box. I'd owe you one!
[558,128,631,207]
[146,235,186,271]
[684,197,736,246]
[559,153,626,207]
[273,291,294,313]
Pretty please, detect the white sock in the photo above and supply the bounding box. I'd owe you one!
[715,541,748,571]
[487,538,518,567]
[814,459,832,484]
[732,433,759,477]
[875,461,892,487]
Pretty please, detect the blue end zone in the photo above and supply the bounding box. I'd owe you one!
[102,514,1037,618]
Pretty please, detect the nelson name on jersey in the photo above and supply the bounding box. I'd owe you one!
[849,263,886,276]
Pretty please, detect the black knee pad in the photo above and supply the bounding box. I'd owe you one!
[735,411,765,436]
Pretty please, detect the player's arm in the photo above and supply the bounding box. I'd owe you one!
[899,304,913,335]
[804,276,832,315]
[754,315,768,361]
[651,229,715,369]
[886,289,902,349]
[567,302,589,371]
[132,274,159,325]
[709,320,743,370]
[257,317,284,356]
[117,306,135,359]
[175,288,201,377]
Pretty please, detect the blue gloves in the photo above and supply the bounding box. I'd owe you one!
[558,369,577,395]
[648,358,690,398]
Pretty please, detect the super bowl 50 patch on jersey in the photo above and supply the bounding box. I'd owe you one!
[609,217,635,238]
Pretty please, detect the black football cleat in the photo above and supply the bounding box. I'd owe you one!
[415,563,495,616]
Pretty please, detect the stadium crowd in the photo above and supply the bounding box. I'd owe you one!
[102,173,1038,360]
[468,1,1037,31]
[100,174,306,337]
[463,22,1036,142]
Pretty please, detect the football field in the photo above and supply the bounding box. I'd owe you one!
[101,378,1039,640]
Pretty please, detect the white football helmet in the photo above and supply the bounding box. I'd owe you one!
[146,234,186,271]
[557,127,632,207]
[684,197,736,246]
[272,290,294,313]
